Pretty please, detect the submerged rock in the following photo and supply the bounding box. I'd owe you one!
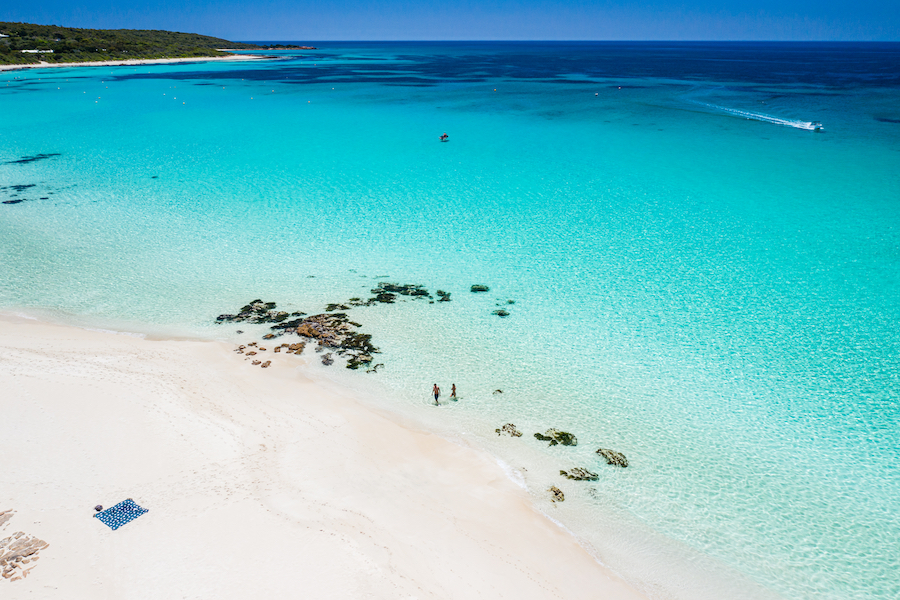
[534,429,577,447]
[549,486,565,502]
[560,468,598,481]
[596,448,629,468]
[470,284,490,293]
[492,309,510,317]
[436,290,451,302]
[216,299,292,325]
[493,389,503,394]
[321,353,334,366]
[495,423,523,437]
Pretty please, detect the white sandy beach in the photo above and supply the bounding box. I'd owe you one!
[0,314,646,599]
[0,54,266,72]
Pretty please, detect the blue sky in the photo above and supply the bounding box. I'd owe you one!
[3,0,898,41]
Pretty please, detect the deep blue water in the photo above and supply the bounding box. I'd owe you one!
[2,42,899,600]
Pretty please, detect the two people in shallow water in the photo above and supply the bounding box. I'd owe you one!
[432,383,456,405]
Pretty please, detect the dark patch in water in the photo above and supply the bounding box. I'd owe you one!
[875,117,900,123]
[6,153,61,165]
[105,43,900,90]
[3,199,26,204]
[0,184,37,192]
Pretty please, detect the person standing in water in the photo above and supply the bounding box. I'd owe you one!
[432,384,441,405]
[451,384,457,399]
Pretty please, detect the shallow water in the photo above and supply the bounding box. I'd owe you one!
[2,42,899,600]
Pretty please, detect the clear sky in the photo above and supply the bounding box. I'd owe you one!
[3,0,898,41]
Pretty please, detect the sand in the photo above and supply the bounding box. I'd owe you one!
[0,313,646,599]
[0,54,267,72]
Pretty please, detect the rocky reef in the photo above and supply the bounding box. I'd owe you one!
[0,509,49,581]
[596,448,628,467]
[216,299,304,325]
[559,468,599,481]
[222,301,379,370]
[495,423,523,437]
[470,284,490,293]
[534,429,578,447]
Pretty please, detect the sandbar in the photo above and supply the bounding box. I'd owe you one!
[0,314,646,599]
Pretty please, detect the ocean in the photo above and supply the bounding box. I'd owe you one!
[2,41,899,600]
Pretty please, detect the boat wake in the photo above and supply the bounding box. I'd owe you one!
[691,101,823,131]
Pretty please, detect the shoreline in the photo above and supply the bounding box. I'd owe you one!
[0,312,648,598]
[0,53,269,72]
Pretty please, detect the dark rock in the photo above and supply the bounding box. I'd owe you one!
[495,423,523,437]
[549,486,565,502]
[2,199,25,204]
[252,360,261,365]
[492,309,510,317]
[596,448,629,468]
[507,299,515,304]
[261,361,271,368]
[534,429,577,447]
[471,284,490,293]
[94,505,103,512]
[236,330,243,334]
[262,333,276,339]
[366,363,384,373]
[321,353,334,366]
[436,290,451,302]
[560,468,599,481]
[375,282,429,297]
[373,292,396,303]
[216,300,292,325]
[326,303,350,312]
[493,389,503,394]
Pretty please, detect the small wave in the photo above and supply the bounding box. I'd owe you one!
[691,101,823,131]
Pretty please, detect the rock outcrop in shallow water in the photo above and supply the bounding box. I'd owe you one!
[596,448,628,467]
[495,423,523,437]
[534,429,577,447]
[559,467,598,481]
[216,299,304,325]
[286,312,379,369]
[470,284,490,293]
[220,301,379,370]
[549,486,565,502]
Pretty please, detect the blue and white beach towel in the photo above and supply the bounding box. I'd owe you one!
[94,499,148,530]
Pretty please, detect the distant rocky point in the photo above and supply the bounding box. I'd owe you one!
[0,22,317,66]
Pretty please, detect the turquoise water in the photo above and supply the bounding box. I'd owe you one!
[2,43,899,599]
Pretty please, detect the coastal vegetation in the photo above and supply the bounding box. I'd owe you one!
[0,22,313,65]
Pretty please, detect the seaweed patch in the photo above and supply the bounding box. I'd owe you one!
[5,153,61,165]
